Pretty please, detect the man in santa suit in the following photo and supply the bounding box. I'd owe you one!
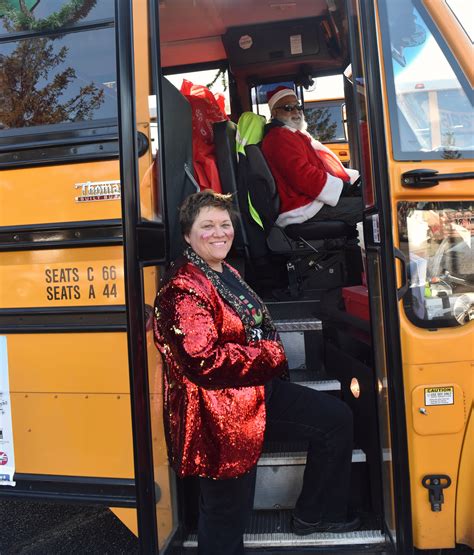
[262,86,363,228]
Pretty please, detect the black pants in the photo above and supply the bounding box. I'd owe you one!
[197,379,354,555]
[308,196,363,227]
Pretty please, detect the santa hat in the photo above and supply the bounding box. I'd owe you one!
[267,86,297,111]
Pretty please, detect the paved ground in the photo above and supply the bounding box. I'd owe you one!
[0,500,138,554]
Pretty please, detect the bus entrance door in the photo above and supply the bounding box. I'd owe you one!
[369,0,473,550]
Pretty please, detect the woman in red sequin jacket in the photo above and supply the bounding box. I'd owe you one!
[153,192,288,481]
[154,191,358,555]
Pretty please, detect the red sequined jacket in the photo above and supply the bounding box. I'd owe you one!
[154,260,287,479]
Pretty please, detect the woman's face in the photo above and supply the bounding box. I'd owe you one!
[185,207,234,270]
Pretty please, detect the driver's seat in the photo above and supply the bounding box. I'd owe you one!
[242,144,357,296]
[244,144,355,252]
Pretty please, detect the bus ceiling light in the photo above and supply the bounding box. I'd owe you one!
[415,83,425,89]
[350,378,361,399]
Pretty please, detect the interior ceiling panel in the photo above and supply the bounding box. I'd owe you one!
[159,0,328,43]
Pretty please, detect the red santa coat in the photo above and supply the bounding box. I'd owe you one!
[262,124,354,227]
[154,259,287,479]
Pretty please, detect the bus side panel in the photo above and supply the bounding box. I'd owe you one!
[455,409,473,547]
[0,247,125,310]
[0,162,121,227]
[402,353,472,548]
[8,332,134,478]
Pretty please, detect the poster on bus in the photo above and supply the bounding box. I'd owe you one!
[0,336,15,486]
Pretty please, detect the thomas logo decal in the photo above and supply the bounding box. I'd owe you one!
[75,180,121,203]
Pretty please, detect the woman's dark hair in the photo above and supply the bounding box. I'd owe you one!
[179,190,237,236]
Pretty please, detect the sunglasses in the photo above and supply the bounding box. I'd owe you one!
[276,103,304,112]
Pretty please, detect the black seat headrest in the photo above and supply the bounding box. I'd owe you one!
[244,144,280,228]
[213,121,238,196]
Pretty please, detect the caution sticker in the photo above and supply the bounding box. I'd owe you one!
[424,386,454,406]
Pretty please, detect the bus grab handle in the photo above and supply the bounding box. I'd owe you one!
[402,169,474,188]
[394,247,408,301]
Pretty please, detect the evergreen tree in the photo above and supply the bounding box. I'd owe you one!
[0,0,104,129]
[305,107,338,142]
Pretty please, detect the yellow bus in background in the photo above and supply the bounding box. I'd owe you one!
[305,96,350,164]
[0,0,472,553]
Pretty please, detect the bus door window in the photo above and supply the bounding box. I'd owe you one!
[398,201,473,327]
[380,0,473,160]
[423,0,474,90]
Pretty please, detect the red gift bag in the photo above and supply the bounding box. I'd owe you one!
[180,79,228,193]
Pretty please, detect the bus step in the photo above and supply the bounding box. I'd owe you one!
[254,450,365,510]
[274,317,322,332]
[265,299,322,321]
[258,448,366,466]
[182,509,385,549]
[295,377,341,392]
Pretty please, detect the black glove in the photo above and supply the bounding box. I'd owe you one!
[341,177,361,197]
[341,181,353,197]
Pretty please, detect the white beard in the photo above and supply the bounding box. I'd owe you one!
[276,112,307,131]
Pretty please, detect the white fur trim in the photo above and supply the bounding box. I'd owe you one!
[276,199,324,227]
[316,173,343,206]
[275,173,343,227]
[268,89,297,111]
[345,168,360,184]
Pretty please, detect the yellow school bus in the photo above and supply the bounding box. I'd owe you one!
[0,0,472,553]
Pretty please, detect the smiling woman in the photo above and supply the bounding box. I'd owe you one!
[153,189,360,555]
[184,206,235,272]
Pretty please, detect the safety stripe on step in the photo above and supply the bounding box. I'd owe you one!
[274,318,322,331]
[299,379,341,391]
[183,529,385,548]
[258,448,366,466]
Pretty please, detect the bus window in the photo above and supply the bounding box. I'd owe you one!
[0,1,117,159]
[304,98,349,164]
[302,75,349,164]
[251,81,296,119]
[0,0,113,33]
[305,99,346,143]
[398,201,474,327]
[165,68,231,115]
[380,1,474,160]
